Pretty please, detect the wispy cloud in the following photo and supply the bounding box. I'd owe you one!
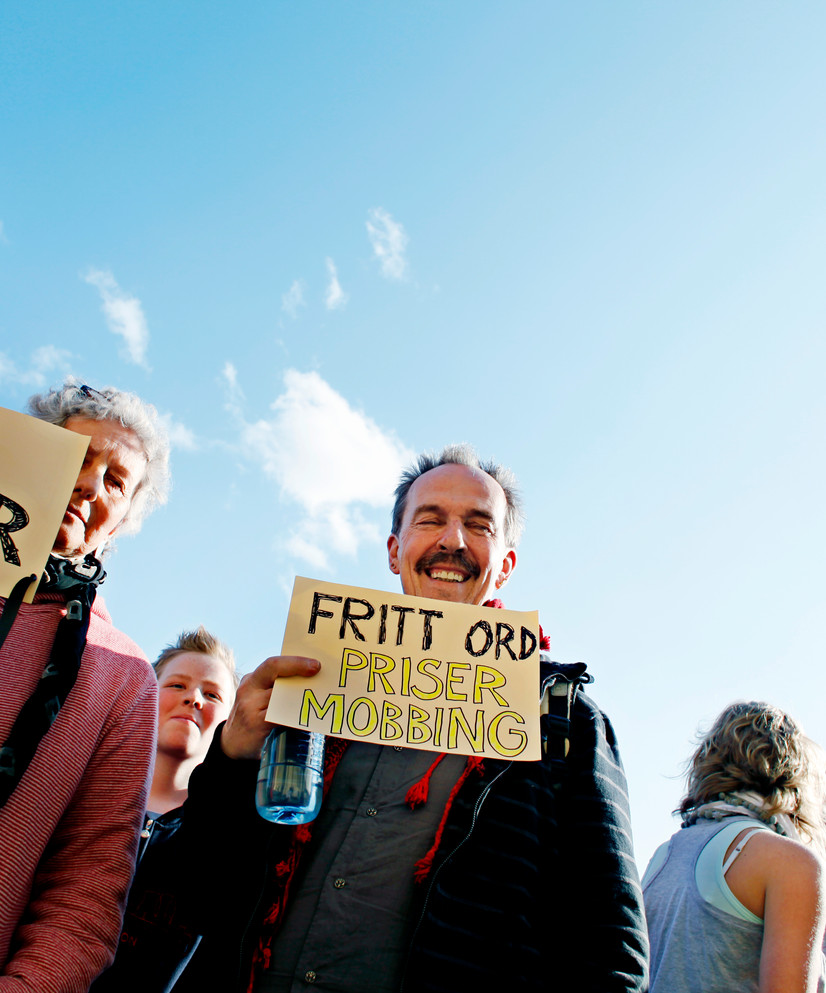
[222,360,241,394]
[83,268,150,369]
[324,258,348,310]
[366,207,409,281]
[0,345,74,388]
[220,360,246,422]
[226,368,413,569]
[32,345,72,372]
[159,412,198,451]
[281,279,306,319]
[0,351,18,381]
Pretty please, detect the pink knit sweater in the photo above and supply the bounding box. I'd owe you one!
[0,591,157,992]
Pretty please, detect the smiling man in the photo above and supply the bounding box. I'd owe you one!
[387,461,516,604]
[0,380,170,991]
[172,444,648,993]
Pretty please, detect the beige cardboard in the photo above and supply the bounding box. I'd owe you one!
[0,408,90,603]
[266,576,541,760]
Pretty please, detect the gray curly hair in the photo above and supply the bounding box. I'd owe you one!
[391,443,524,547]
[28,379,171,536]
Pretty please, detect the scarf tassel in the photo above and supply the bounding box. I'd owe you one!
[413,755,484,883]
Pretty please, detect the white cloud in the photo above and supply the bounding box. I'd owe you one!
[281,279,306,319]
[366,207,409,281]
[221,360,245,421]
[159,412,198,451]
[83,268,150,369]
[31,345,72,373]
[324,258,348,310]
[235,368,413,569]
[222,360,241,394]
[0,345,73,387]
[0,352,17,381]
[285,533,331,571]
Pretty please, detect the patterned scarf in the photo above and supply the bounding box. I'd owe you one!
[682,789,799,838]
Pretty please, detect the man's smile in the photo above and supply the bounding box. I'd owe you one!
[427,569,467,582]
[416,550,480,585]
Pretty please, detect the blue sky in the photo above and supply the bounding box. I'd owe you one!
[2,1,824,867]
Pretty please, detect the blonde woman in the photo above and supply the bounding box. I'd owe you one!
[91,627,238,993]
[643,701,826,993]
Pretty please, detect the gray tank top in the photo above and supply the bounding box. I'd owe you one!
[644,819,765,993]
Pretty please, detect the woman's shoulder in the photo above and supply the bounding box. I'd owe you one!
[752,831,824,880]
[726,828,824,919]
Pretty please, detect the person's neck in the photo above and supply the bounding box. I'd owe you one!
[148,750,202,815]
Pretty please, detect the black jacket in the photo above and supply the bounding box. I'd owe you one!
[90,809,202,993]
[404,669,649,991]
[114,658,649,992]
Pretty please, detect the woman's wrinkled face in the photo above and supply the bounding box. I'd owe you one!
[54,416,147,558]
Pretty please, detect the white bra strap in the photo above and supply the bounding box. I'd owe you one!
[722,827,766,875]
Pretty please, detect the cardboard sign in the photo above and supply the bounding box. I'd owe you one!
[266,576,541,760]
[0,408,90,603]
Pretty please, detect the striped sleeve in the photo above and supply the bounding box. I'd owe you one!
[559,693,649,992]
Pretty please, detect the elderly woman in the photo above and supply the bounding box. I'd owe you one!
[91,626,238,993]
[0,380,170,991]
[643,701,826,993]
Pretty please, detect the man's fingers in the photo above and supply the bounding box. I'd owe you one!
[265,655,321,679]
[243,655,321,689]
[220,656,321,761]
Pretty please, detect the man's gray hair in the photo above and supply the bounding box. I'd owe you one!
[391,443,524,546]
[28,379,171,536]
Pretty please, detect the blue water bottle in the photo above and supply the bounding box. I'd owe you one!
[256,726,325,824]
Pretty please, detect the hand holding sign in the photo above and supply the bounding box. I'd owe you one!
[265,577,541,760]
[221,655,321,760]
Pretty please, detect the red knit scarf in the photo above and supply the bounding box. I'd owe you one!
[246,599,550,990]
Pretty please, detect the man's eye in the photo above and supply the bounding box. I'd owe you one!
[468,522,492,533]
[106,474,125,492]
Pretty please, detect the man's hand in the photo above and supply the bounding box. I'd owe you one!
[221,656,321,760]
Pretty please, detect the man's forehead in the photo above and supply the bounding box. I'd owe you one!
[406,463,507,515]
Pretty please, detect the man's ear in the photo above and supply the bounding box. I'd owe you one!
[495,548,517,590]
[387,534,401,575]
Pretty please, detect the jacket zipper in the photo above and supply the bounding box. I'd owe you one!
[399,761,512,992]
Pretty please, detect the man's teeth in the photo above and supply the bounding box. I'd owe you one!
[429,570,465,582]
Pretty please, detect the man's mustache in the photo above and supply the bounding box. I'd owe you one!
[415,550,480,577]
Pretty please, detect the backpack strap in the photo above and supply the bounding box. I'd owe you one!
[0,581,96,808]
[0,573,38,653]
[540,660,592,787]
